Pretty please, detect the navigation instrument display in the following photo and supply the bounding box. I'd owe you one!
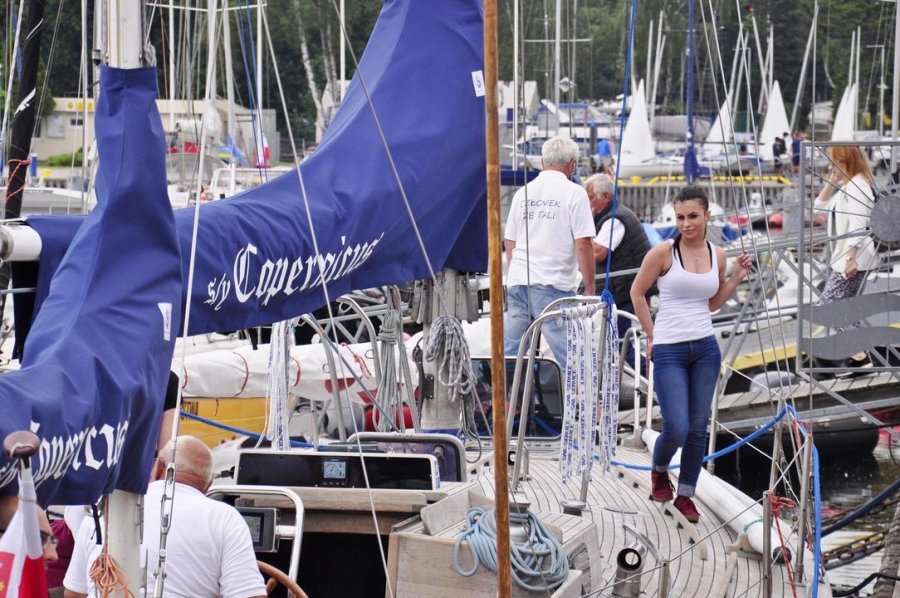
[323,458,347,481]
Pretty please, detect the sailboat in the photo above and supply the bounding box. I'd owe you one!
[617,80,682,178]
[757,80,791,164]
[0,0,835,596]
[700,93,759,175]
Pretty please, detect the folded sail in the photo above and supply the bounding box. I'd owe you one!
[21,0,487,339]
[0,67,182,504]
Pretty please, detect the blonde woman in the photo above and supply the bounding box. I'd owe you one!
[815,145,879,369]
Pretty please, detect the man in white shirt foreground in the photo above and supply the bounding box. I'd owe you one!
[64,436,266,598]
[504,136,596,369]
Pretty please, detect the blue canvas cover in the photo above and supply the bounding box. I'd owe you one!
[20,0,487,340]
[0,67,182,504]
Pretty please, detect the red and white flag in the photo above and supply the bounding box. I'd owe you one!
[0,466,48,597]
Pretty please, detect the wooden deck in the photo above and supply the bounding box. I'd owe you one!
[471,442,830,597]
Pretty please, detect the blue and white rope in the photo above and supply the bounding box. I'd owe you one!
[597,290,620,471]
[560,304,602,484]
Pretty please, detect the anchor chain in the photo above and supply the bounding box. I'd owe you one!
[822,530,887,570]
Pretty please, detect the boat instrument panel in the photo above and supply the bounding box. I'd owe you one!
[234,450,440,490]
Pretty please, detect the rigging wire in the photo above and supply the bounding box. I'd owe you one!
[0,0,27,156]
[32,0,67,140]
[700,3,801,473]
[155,3,224,595]
[258,6,398,594]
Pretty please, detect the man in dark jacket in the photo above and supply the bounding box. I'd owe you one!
[586,173,656,364]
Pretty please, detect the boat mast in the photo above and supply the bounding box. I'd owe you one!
[95,1,150,592]
[750,13,768,111]
[484,0,512,595]
[684,0,697,182]
[789,4,818,133]
[168,0,176,134]
[339,0,345,101]
[646,19,653,106]
[553,0,561,109]
[0,0,46,320]
[513,0,519,170]
[893,0,899,176]
[649,10,664,123]
[3,0,46,221]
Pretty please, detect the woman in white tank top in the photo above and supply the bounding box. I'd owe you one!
[629,187,752,523]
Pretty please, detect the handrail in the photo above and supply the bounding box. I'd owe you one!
[207,485,305,584]
[386,286,419,431]
[334,295,383,374]
[298,314,347,442]
[619,327,644,445]
[504,294,603,451]
[506,296,605,493]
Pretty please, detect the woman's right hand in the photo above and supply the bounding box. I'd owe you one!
[645,335,653,360]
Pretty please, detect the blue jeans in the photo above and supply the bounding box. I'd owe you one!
[651,335,721,497]
[504,285,574,369]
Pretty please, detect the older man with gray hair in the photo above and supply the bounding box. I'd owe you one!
[585,173,655,360]
[504,136,596,369]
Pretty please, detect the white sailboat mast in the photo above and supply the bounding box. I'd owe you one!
[513,0,519,169]
[649,10,664,122]
[223,3,236,145]
[893,0,899,173]
[168,0,176,133]
[750,14,768,109]
[855,25,861,133]
[339,0,345,101]
[790,4,818,133]
[553,0,561,108]
[645,19,653,106]
[97,0,147,593]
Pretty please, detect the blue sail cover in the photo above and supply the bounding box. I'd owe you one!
[0,67,182,504]
[22,0,487,340]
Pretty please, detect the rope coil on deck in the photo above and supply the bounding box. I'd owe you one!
[453,506,569,591]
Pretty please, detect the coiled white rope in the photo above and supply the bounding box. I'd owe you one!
[375,310,402,432]
[423,315,477,402]
[265,319,293,450]
[453,507,569,591]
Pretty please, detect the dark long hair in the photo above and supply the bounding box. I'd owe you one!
[672,186,710,253]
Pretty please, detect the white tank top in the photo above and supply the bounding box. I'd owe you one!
[653,239,719,345]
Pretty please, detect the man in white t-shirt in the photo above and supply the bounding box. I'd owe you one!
[63,437,266,598]
[504,136,596,368]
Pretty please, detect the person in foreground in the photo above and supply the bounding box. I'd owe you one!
[0,495,60,596]
[504,136,596,369]
[814,145,878,372]
[64,436,266,598]
[630,186,751,523]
